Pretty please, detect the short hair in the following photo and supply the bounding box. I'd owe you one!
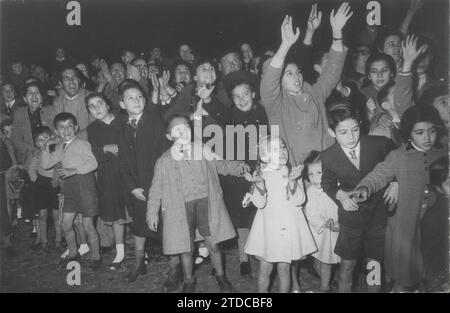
[171,61,192,79]
[429,156,449,188]
[400,104,444,142]
[302,150,321,182]
[24,81,45,97]
[32,126,52,143]
[53,112,77,128]
[375,28,403,53]
[258,136,284,162]
[166,113,190,132]
[192,58,216,75]
[118,79,145,99]
[365,53,397,77]
[58,65,82,82]
[418,84,448,107]
[327,101,361,131]
[226,78,254,96]
[85,92,110,112]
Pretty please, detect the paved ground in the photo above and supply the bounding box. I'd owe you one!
[1,220,368,293]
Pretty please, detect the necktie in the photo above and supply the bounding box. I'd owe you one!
[349,149,359,169]
[130,119,138,137]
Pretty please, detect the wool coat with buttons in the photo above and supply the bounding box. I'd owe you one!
[357,144,447,287]
[260,48,347,166]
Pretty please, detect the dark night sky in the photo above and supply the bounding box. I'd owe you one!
[1,0,448,69]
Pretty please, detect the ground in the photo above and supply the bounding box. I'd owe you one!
[1,220,367,293]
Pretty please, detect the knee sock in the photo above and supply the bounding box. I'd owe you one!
[113,243,125,263]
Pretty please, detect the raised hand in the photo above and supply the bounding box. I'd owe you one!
[127,65,141,82]
[401,34,428,71]
[280,15,300,47]
[330,2,353,34]
[409,0,425,13]
[307,4,322,33]
[196,84,215,102]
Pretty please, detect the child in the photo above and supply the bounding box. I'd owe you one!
[1,119,20,227]
[27,126,61,252]
[352,105,447,292]
[320,103,396,293]
[41,112,101,270]
[146,114,247,292]
[260,3,352,166]
[220,79,268,276]
[244,136,316,293]
[117,79,167,283]
[364,35,426,141]
[86,92,128,269]
[303,150,340,292]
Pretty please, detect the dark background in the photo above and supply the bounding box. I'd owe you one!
[1,0,448,69]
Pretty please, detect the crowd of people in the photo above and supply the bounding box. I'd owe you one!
[0,0,448,293]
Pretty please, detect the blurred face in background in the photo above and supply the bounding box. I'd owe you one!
[174,64,191,84]
[61,69,81,97]
[383,35,402,65]
[221,52,242,76]
[2,84,15,102]
[179,45,194,63]
[241,43,253,63]
[110,62,126,84]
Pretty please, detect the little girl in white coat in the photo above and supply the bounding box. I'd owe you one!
[244,136,316,293]
[303,151,340,292]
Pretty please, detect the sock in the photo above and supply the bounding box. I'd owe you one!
[78,243,90,256]
[16,208,22,219]
[195,247,209,264]
[113,244,125,263]
[135,249,145,267]
[60,249,69,259]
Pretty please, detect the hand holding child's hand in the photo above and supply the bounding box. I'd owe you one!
[103,144,119,156]
[280,15,300,47]
[323,218,334,230]
[131,188,146,201]
[331,220,340,232]
[383,182,398,205]
[147,213,159,232]
[56,168,77,179]
[336,190,359,211]
[330,2,353,33]
[288,164,304,181]
[238,163,251,176]
[349,187,369,203]
[378,113,394,129]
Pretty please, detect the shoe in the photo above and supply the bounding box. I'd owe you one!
[58,253,81,268]
[194,254,211,270]
[109,258,124,270]
[164,264,183,292]
[125,259,147,283]
[60,249,69,259]
[86,259,102,271]
[182,279,196,293]
[215,274,234,292]
[78,244,90,256]
[240,261,251,276]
